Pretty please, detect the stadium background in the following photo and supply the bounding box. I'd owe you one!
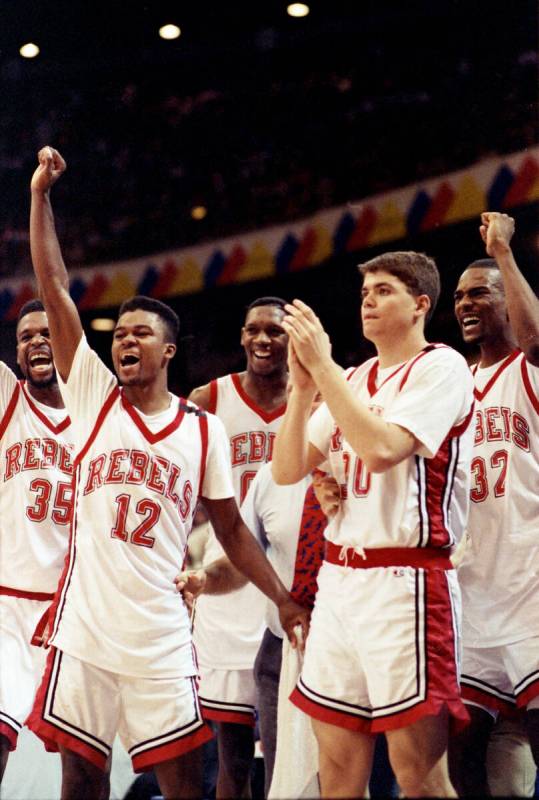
[0,0,537,393]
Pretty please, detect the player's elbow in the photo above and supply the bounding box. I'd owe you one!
[271,460,300,485]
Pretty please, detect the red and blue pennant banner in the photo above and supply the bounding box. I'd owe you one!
[1,148,537,320]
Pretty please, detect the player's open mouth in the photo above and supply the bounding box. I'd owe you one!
[29,352,52,373]
[120,354,140,367]
[253,350,271,360]
[461,315,480,330]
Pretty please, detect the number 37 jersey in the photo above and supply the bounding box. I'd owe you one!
[459,350,539,647]
[0,361,72,596]
[48,338,234,678]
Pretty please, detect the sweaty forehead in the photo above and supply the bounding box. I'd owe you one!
[17,310,48,337]
[116,309,162,331]
[244,305,285,326]
[457,267,501,293]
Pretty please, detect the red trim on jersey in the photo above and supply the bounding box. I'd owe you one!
[131,723,213,773]
[208,380,218,414]
[198,413,209,498]
[423,439,453,548]
[230,373,286,423]
[448,401,475,437]
[366,361,406,397]
[20,383,71,434]
[291,689,468,735]
[46,469,80,644]
[472,349,521,401]
[521,357,539,414]
[0,382,20,440]
[324,541,453,570]
[516,675,539,708]
[398,344,446,392]
[200,705,256,727]
[0,721,18,750]
[0,585,54,601]
[26,647,110,769]
[461,683,518,719]
[74,387,120,467]
[121,392,187,445]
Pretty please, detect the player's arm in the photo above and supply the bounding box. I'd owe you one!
[271,342,325,484]
[282,300,419,472]
[481,211,539,366]
[175,557,247,599]
[203,496,309,646]
[187,383,212,411]
[30,147,83,382]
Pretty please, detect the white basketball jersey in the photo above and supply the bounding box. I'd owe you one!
[0,361,73,596]
[193,373,286,670]
[309,345,475,551]
[48,338,234,678]
[459,350,539,647]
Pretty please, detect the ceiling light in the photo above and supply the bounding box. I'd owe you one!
[91,318,115,332]
[287,3,310,17]
[20,43,40,59]
[191,206,207,220]
[159,24,181,40]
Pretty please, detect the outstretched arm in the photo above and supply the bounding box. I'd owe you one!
[30,147,83,381]
[482,211,539,366]
[203,496,309,647]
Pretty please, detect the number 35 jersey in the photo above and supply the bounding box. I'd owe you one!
[458,351,539,647]
[48,338,234,678]
[0,361,73,596]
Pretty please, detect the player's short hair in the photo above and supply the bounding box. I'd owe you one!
[358,251,441,323]
[462,258,504,293]
[17,299,45,324]
[246,296,287,314]
[117,296,180,343]
[465,258,499,271]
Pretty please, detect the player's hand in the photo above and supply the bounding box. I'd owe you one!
[278,597,310,651]
[480,211,514,258]
[31,146,66,194]
[174,568,207,611]
[312,471,341,517]
[283,300,332,377]
[287,339,317,395]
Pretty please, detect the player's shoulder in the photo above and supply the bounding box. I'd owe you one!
[424,343,470,372]
[188,374,233,412]
[0,360,17,381]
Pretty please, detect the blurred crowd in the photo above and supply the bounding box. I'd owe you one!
[0,39,537,275]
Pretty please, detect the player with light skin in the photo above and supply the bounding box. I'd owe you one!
[26,146,308,800]
[271,253,474,798]
[450,212,539,795]
[187,297,288,800]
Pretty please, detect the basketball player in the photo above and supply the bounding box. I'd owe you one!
[188,296,288,799]
[0,300,72,782]
[450,211,539,794]
[25,146,308,800]
[272,251,475,797]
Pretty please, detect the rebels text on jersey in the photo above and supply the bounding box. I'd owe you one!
[47,338,233,678]
[0,361,73,596]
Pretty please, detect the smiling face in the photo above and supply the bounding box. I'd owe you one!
[111,308,176,387]
[360,270,429,344]
[454,267,507,345]
[241,305,288,377]
[16,311,57,388]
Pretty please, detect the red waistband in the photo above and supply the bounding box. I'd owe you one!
[324,541,453,570]
[0,585,55,601]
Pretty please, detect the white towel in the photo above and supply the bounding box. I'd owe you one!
[269,631,319,799]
